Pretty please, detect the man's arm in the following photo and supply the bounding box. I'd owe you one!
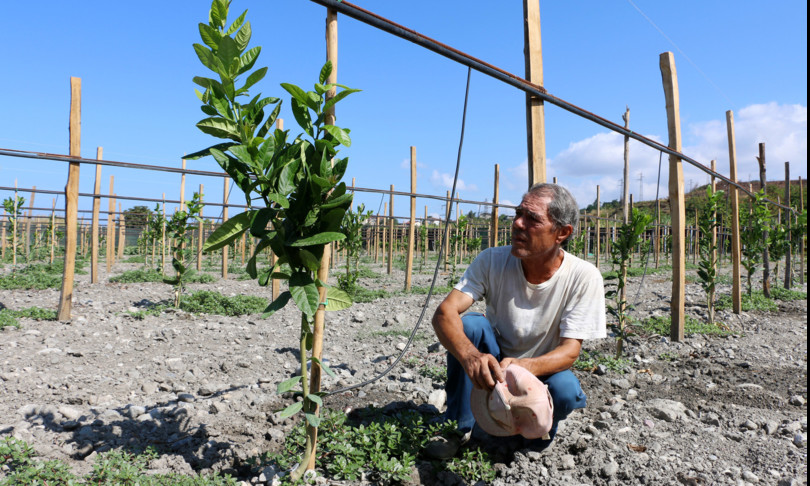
[499,337,582,377]
[432,289,505,390]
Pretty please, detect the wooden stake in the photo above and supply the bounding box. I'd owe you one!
[405,147,416,291]
[710,160,718,289]
[180,159,186,211]
[492,164,500,247]
[622,107,630,224]
[197,184,204,272]
[50,198,56,265]
[784,161,792,288]
[523,0,546,186]
[757,144,771,296]
[57,77,81,321]
[388,185,395,275]
[106,177,115,273]
[726,111,742,313]
[117,202,125,260]
[660,52,685,342]
[91,148,102,283]
[222,178,229,279]
[595,185,601,269]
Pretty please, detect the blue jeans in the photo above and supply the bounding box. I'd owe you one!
[446,312,587,443]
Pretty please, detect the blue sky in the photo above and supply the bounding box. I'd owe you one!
[1,1,806,222]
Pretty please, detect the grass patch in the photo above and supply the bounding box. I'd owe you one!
[0,307,56,328]
[716,291,779,312]
[256,407,492,485]
[352,287,395,303]
[573,349,631,373]
[418,365,447,384]
[124,255,147,263]
[0,436,236,485]
[769,286,807,301]
[0,260,89,290]
[178,290,267,316]
[110,269,217,284]
[640,315,733,337]
[408,284,454,295]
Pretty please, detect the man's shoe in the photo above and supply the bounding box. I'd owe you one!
[423,429,472,460]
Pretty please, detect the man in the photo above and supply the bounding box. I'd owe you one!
[431,183,606,453]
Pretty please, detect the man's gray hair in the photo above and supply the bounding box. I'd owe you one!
[525,183,580,235]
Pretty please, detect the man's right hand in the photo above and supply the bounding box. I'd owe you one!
[462,350,504,390]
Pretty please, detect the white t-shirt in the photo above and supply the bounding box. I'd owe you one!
[454,247,607,359]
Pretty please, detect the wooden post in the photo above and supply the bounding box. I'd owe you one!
[57,77,81,321]
[305,7,337,474]
[784,161,792,288]
[91,148,102,283]
[387,185,395,275]
[180,159,186,211]
[523,0,546,186]
[595,185,601,268]
[788,176,805,285]
[756,143,771,296]
[197,184,204,272]
[405,147,416,291]
[222,178,229,279]
[710,160,718,290]
[622,107,631,224]
[161,194,166,275]
[24,186,35,258]
[106,178,115,272]
[117,202,125,259]
[492,164,500,248]
[660,52,685,342]
[726,111,743,313]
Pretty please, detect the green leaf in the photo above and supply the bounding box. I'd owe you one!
[306,393,323,407]
[298,249,320,273]
[319,61,332,85]
[237,46,262,76]
[203,210,254,252]
[290,99,313,137]
[278,401,303,419]
[310,357,337,378]
[193,44,226,77]
[246,239,272,278]
[322,125,351,147]
[209,0,227,29]
[163,277,180,285]
[280,83,309,106]
[225,9,247,35]
[276,375,302,394]
[266,192,290,209]
[278,160,300,196]
[262,291,291,317]
[323,88,361,114]
[196,117,241,141]
[241,66,267,93]
[234,20,252,51]
[305,412,321,427]
[198,23,221,50]
[217,36,239,71]
[321,193,353,210]
[290,272,319,317]
[325,287,352,311]
[289,232,345,247]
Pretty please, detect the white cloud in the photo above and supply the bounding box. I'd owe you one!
[430,170,478,193]
[399,157,428,170]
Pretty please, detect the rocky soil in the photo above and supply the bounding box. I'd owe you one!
[0,257,807,485]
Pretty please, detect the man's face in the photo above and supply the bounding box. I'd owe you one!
[510,194,569,261]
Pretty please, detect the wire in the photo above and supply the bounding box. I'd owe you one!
[326,66,473,397]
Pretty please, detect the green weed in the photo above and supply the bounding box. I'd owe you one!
[769,287,807,301]
[0,306,57,329]
[444,447,497,484]
[178,290,267,316]
[641,315,733,336]
[574,349,632,373]
[716,291,779,312]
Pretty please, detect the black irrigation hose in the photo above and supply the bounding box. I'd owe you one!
[326,66,473,398]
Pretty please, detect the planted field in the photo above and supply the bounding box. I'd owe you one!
[0,254,806,485]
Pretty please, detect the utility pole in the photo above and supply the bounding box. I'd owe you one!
[638,172,644,202]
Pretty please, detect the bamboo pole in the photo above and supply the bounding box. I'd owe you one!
[523,0,546,185]
[405,147,416,291]
[222,178,229,279]
[91,149,102,283]
[303,7,338,474]
[595,185,601,269]
[57,77,81,321]
[117,202,125,260]
[197,184,204,272]
[50,199,56,264]
[622,107,630,224]
[660,52,685,342]
[106,177,115,273]
[784,161,792,288]
[710,160,718,291]
[387,185,395,275]
[757,144,770,296]
[24,186,35,258]
[726,111,742,313]
[492,164,500,248]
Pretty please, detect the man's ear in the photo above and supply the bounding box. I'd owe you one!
[556,224,573,244]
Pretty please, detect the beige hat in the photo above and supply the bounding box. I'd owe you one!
[470,364,553,440]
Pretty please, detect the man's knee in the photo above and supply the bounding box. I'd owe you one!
[544,370,587,417]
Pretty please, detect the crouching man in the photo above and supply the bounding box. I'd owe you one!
[431,183,606,454]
